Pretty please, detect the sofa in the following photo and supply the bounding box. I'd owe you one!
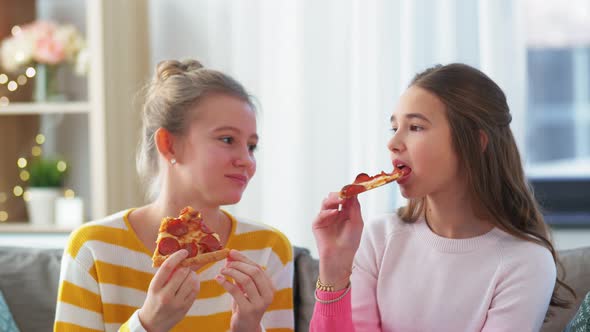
[0,245,589,332]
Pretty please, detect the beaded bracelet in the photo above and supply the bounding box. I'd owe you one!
[314,283,351,304]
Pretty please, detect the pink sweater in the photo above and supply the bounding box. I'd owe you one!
[310,215,556,332]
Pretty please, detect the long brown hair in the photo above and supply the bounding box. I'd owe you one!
[398,63,574,310]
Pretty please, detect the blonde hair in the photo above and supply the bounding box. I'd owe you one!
[136,59,255,199]
[398,63,574,313]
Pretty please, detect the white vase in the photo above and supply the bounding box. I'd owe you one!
[26,187,62,226]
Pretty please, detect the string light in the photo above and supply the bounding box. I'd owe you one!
[0,211,7,222]
[25,67,36,77]
[0,193,7,203]
[22,191,31,202]
[17,75,27,85]
[57,160,67,172]
[31,146,42,156]
[35,134,45,145]
[64,189,75,198]
[17,158,27,168]
[0,67,36,105]
[11,25,21,36]
[7,80,17,91]
[13,186,23,197]
[19,170,30,181]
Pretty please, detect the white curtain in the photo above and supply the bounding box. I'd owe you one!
[149,0,527,256]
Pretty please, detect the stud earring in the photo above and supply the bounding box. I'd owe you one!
[170,158,177,165]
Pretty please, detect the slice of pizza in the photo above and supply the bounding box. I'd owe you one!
[339,169,404,198]
[152,206,230,267]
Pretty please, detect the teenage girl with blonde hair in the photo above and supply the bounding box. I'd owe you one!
[55,59,294,332]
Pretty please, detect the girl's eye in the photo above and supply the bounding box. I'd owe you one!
[220,137,234,144]
[390,127,398,134]
[248,144,258,152]
[410,125,423,131]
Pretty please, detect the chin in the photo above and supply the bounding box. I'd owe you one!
[399,186,421,200]
[221,193,244,205]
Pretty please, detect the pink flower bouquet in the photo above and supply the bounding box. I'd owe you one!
[0,20,88,75]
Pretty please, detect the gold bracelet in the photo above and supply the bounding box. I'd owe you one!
[314,282,352,304]
[316,278,335,292]
[316,267,354,292]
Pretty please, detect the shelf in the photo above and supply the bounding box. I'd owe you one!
[0,102,91,115]
[0,222,74,233]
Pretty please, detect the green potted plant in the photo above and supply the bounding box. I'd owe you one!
[25,156,67,225]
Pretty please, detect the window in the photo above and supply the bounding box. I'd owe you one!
[524,0,590,225]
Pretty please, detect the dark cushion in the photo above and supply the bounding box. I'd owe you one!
[0,247,63,332]
[293,246,318,332]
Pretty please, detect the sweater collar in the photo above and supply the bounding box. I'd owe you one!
[413,218,504,253]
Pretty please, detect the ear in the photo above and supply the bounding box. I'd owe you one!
[479,129,489,152]
[154,127,177,163]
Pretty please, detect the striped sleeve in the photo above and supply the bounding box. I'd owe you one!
[262,230,295,332]
[54,246,106,332]
[54,236,144,331]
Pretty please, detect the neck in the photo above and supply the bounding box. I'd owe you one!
[424,190,493,239]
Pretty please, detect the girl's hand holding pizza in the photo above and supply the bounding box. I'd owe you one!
[139,249,201,332]
[216,249,275,332]
[312,192,363,290]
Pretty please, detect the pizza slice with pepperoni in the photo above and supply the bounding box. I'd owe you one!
[339,168,404,199]
[152,206,230,267]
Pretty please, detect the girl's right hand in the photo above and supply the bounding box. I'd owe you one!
[138,249,200,332]
[312,192,363,290]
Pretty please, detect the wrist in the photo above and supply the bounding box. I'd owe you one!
[231,317,263,332]
[318,265,353,291]
[138,309,162,332]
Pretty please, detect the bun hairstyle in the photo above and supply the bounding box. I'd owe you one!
[136,59,255,199]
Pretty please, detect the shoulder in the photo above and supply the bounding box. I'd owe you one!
[69,210,129,240]
[494,230,557,280]
[65,209,131,258]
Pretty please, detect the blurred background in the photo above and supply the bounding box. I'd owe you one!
[0,0,588,257]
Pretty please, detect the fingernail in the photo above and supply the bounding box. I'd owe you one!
[215,275,225,284]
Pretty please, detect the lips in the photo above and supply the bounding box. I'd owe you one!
[226,174,248,185]
[393,159,412,183]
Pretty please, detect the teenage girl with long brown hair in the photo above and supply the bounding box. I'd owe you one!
[310,63,573,331]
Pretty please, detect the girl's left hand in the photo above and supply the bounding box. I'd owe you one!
[215,249,275,332]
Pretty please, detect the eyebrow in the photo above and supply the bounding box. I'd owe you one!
[390,113,432,124]
[213,126,259,140]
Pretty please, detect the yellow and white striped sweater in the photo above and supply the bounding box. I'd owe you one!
[54,209,294,332]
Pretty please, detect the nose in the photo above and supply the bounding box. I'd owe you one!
[233,148,255,169]
[387,132,405,153]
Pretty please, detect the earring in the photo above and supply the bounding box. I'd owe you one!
[170,158,177,165]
